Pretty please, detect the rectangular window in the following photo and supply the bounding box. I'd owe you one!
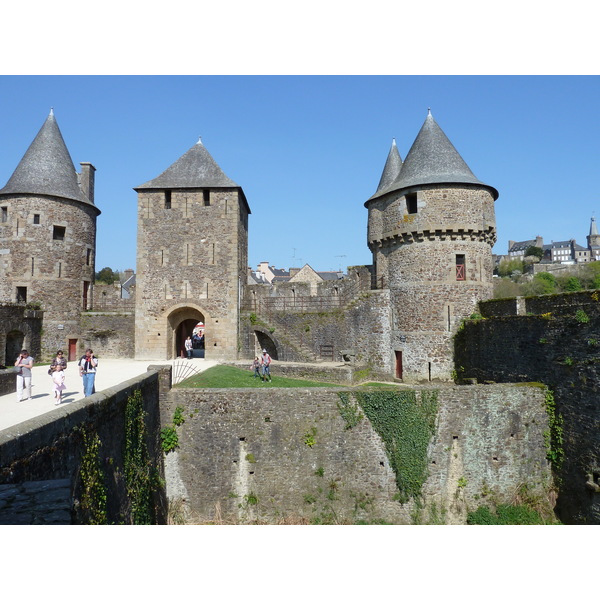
[406,193,417,214]
[1,207,7,222]
[86,248,92,265]
[53,225,66,241]
[16,286,27,303]
[33,214,40,224]
[83,281,89,310]
[456,254,466,281]
[165,191,172,209]
[203,190,210,206]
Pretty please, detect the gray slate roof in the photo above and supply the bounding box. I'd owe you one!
[0,110,94,207]
[368,112,498,202]
[135,139,239,190]
[374,139,402,194]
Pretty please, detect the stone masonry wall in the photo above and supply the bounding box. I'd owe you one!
[162,384,551,524]
[0,303,43,367]
[455,292,600,524]
[0,366,169,524]
[79,311,135,358]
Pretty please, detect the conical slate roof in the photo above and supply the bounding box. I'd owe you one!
[0,109,92,205]
[374,138,403,194]
[368,111,498,202]
[135,138,239,190]
[590,216,598,236]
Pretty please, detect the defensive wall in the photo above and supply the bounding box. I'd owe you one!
[0,303,43,367]
[0,366,170,524]
[162,383,551,525]
[455,290,600,524]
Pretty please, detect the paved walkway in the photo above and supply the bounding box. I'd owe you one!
[0,357,217,432]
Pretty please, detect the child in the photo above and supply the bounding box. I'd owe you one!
[52,364,66,405]
[251,357,260,378]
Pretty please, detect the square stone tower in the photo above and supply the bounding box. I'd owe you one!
[134,138,250,360]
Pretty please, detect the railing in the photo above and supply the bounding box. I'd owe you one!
[91,298,135,311]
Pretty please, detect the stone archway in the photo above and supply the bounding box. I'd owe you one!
[254,329,279,360]
[5,330,24,365]
[167,306,206,360]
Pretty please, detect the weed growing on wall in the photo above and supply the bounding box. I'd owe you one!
[351,390,439,504]
[124,389,160,525]
[161,405,186,453]
[337,392,364,430]
[543,389,564,470]
[466,504,547,525]
[78,429,108,525]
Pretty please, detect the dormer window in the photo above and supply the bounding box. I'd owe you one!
[406,193,417,214]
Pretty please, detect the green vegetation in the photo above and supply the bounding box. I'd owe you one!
[467,504,548,525]
[303,427,317,447]
[177,365,338,388]
[95,266,121,284]
[124,389,161,524]
[348,389,439,504]
[337,392,364,430]
[543,389,564,470]
[78,429,108,525]
[160,405,186,454]
[524,246,544,259]
[575,309,590,323]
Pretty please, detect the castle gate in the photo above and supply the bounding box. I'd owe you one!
[167,307,206,360]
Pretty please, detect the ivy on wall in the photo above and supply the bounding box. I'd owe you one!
[345,390,439,504]
[78,429,108,525]
[124,389,161,525]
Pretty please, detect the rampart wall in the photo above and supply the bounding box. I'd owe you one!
[162,384,551,524]
[79,311,135,358]
[455,290,600,524]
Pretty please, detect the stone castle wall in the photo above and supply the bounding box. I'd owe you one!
[455,291,600,524]
[135,188,248,360]
[79,311,135,358]
[162,383,551,524]
[0,304,43,367]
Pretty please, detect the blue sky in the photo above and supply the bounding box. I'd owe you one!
[0,75,598,274]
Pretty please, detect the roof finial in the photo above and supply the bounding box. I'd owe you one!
[197,136,203,145]
[50,107,54,116]
[427,107,431,115]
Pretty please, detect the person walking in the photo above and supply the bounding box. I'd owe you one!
[50,350,67,372]
[185,336,193,359]
[78,349,98,397]
[14,349,34,402]
[52,364,66,405]
[260,349,272,382]
[251,356,260,378]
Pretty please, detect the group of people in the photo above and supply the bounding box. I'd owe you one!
[14,348,99,405]
[184,332,205,359]
[252,349,272,382]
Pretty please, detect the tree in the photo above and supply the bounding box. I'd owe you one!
[524,245,544,260]
[95,267,120,284]
[497,258,524,278]
[522,272,556,296]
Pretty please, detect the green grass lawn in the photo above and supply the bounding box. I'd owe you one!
[177,365,339,388]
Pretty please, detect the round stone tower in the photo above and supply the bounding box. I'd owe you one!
[365,111,498,382]
[0,110,100,361]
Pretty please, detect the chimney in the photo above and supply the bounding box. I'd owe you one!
[79,162,96,204]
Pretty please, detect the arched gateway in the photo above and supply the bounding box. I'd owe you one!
[168,307,205,359]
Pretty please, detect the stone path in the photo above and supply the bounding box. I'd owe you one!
[0,357,217,432]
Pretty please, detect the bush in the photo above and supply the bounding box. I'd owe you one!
[467,504,545,525]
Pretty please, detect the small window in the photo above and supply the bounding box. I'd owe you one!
[456,254,466,281]
[33,214,40,224]
[165,191,172,209]
[53,226,66,241]
[406,193,417,214]
[16,286,27,303]
[203,190,210,206]
[86,248,92,266]
[1,207,7,222]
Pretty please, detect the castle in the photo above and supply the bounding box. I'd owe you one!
[0,109,498,382]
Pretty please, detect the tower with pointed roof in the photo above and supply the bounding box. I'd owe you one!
[0,110,100,360]
[366,111,498,382]
[587,216,600,261]
[134,138,250,360]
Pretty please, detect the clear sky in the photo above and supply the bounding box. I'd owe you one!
[0,75,598,274]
